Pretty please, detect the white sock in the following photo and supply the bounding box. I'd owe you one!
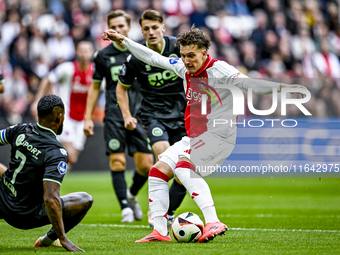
[202,206,219,223]
[41,235,54,246]
[148,167,170,236]
[149,176,169,218]
[175,166,219,223]
[153,216,168,236]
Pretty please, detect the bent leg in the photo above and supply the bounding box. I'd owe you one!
[148,161,174,236]
[153,139,187,217]
[153,141,187,217]
[174,157,219,223]
[45,192,93,241]
[61,192,93,231]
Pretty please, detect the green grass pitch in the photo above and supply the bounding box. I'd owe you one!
[0,171,339,254]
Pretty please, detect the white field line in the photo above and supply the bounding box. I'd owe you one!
[219,214,340,218]
[92,213,340,218]
[78,223,340,233]
[0,221,339,233]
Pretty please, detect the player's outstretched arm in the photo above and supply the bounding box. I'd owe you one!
[116,81,137,130]
[102,30,185,79]
[249,80,309,98]
[84,81,101,137]
[232,71,309,98]
[43,181,84,252]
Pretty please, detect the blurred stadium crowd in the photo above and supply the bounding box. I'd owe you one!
[0,0,339,125]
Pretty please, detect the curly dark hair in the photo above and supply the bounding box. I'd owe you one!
[37,94,64,118]
[175,25,211,50]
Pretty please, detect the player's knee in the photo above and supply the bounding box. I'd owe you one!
[149,161,174,179]
[79,192,93,210]
[136,157,153,176]
[152,141,170,156]
[109,156,126,171]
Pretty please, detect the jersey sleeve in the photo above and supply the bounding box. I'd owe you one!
[118,55,138,87]
[43,148,68,185]
[0,124,24,146]
[122,37,187,79]
[213,61,281,95]
[0,128,10,146]
[48,62,74,84]
[92,51,104,82]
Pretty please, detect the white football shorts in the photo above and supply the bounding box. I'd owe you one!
[57,115,87,151]
[159,132,235,177]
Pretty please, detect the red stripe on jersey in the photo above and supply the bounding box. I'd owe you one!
[149,167,170,182]
[184,55,217,138]
[69,61,94,121]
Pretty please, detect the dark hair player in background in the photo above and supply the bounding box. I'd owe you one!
[116,9,188,227]
[84,10,153,223]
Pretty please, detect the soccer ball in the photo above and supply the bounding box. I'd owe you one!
[171,212,204,243]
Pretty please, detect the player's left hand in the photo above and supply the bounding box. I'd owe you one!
[60,237,84,252]
[280,84,308,98]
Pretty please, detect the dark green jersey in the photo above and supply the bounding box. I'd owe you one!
[93,42,142,117]
[118,36,186,119]
[0,123,68,216]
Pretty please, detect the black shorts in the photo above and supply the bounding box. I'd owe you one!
[104,107,152,156]
[0,198,65,230]
[141,116,187,146]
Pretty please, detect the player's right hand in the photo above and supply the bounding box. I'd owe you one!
[60,237,84,252]
[84,119,94,137]
[124,116,137,130]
